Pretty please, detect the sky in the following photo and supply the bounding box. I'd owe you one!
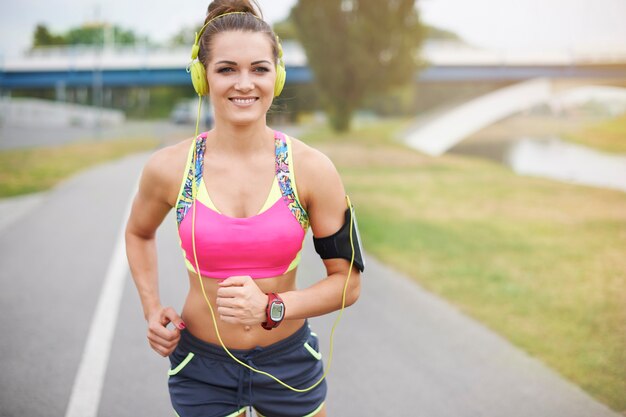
[1,0,625,57]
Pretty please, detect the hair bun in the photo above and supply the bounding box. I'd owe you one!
[206,0,263,21]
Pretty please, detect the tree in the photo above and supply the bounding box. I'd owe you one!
[33,24,66,47]
[291,0,424,131]
[168,26,197,46]
[273,18,298,41]
[65,24,106,46]
[423,24,463,42]
[65,24,138,46]
[32,23,143,48]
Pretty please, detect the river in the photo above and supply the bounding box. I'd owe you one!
[450,135,626,193]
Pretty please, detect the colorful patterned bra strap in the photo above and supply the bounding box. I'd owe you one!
[176,133,207,226]
[275,131,309,230]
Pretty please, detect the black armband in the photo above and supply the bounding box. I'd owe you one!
[312,207,365,272]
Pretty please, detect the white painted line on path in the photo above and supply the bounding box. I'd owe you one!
[64,186,136,417]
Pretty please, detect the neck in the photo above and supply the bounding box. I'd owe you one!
[210,118,273,155]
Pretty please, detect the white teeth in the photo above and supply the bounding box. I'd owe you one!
[231,98,256,104]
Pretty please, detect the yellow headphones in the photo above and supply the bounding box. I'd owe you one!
[188,11,286,97]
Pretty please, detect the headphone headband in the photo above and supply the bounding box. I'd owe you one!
[191,12,249,59]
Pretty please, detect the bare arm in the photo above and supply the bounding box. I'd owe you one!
[125,144,187,356]
[280,143,361,320]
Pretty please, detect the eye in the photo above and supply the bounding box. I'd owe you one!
[253,66,271,73]
[217,67,235,73]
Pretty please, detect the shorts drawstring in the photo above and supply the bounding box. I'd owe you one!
[247,357,255,416]
[236,364,245,409]
[240,348,261,411]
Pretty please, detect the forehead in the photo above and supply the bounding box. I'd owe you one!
[209,31,274,63]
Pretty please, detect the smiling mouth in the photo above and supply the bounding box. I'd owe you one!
[229,97,259,105]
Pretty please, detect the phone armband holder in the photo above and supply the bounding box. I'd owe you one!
[313,207,365,273]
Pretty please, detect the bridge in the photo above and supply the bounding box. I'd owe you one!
[1,41,625,91]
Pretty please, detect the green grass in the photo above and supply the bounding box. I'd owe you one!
[0,138,159,198]
[301,118,626,413]
[564,113,626,153]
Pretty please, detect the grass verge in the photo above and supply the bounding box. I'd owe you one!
[301,118,626,413]
[0,138,159,198]
[563,113,626,153]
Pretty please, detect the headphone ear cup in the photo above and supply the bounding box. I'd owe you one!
[274,36,286,97]
[190,61,209,96]
[274,63,286,97]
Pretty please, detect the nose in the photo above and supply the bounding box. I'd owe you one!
[235,71,254,92]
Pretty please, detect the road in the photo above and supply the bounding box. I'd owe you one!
[0,146,620,417]
[0,120,194,150]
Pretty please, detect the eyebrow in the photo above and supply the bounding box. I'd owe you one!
[214,60,273,66]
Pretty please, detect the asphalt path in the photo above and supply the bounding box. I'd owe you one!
[0,120,194,150]
[0,147,620,417]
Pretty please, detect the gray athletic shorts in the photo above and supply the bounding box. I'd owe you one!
[168,321,327,417]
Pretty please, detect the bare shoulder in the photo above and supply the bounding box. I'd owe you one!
[143,138,192,182]
[290,137,345,215]
[290,137,340,183]
[140,137,195,206]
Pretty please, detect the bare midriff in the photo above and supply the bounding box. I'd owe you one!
[181,268,305,350]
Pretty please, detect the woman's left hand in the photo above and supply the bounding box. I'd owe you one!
[216,276,267,325]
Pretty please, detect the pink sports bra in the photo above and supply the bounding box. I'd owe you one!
[175,131,309,279]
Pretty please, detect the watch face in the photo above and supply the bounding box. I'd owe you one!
[270,302,284,321]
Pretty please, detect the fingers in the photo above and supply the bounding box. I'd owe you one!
[216,294,242,308]
[215,283,267,325]
[216,285,245,299]
[216,276,258,300]
[216,306,257,325]
[215,285,259,311]
[217,312,241,325]
[216,298,245,322]
[146,306,184,357]
[216,305,237,321]
[219,275,252,287]
[147,329,180,357]
[162,306,186,331]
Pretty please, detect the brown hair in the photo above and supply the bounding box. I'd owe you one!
[198,0,279,66]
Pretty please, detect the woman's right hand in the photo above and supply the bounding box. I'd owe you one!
[146,306,186,357]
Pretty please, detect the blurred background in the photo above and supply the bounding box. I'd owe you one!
[1,0,624,416]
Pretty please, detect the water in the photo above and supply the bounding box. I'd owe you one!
[450,136,626,193]
[506,137,626,192]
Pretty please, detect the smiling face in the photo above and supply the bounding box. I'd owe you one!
[206,31,277,127]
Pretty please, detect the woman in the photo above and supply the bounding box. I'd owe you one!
[125,1,361,416]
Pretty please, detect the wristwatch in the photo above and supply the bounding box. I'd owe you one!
[261,293,285,330]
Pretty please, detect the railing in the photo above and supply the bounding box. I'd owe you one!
[0,97,125,128]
